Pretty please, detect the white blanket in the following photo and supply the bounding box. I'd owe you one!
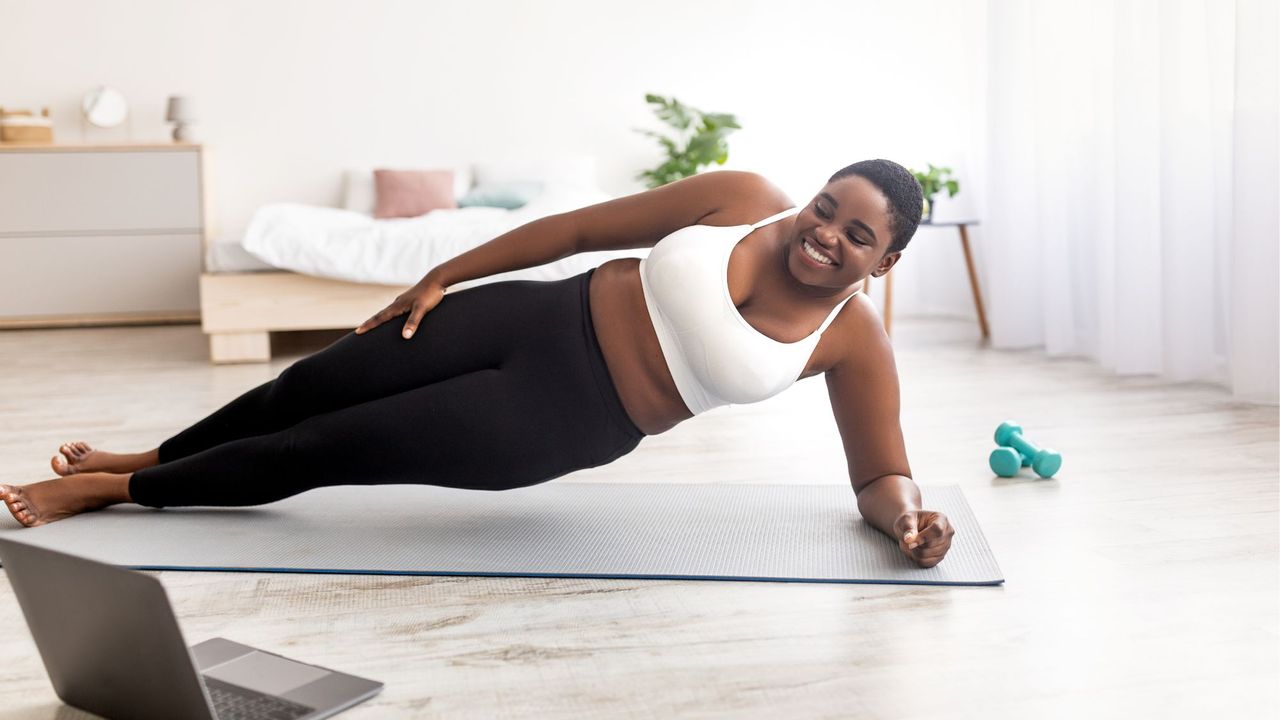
[240,184,648,290]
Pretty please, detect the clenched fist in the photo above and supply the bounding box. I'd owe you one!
[893,510,955,568]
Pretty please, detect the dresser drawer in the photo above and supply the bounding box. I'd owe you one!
[0,150,201,235]
[0,233,201,316]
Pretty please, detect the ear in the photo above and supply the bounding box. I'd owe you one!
[870,251,902,277]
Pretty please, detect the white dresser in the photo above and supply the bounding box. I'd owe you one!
[0,143,206,327]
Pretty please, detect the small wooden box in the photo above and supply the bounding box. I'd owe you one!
[0,107,55,143]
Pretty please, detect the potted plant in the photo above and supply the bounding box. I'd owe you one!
[910,164,960,223]
[634,94,741,188]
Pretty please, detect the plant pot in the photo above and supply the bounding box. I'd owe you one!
[922,195,934,224]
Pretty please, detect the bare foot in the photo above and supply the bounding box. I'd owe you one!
[51,441,109,475]
[52,442,156,476]
[1,473,132,528]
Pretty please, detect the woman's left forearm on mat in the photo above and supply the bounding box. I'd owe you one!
[855,474,922,537]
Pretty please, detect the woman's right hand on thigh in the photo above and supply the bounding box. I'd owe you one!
[355,275,447,339]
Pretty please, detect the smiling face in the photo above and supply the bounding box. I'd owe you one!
[783,175,902,293]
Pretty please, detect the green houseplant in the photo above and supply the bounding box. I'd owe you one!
[911,163,960,223]
[634,94,741,189]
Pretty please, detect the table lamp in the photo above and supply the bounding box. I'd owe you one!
[165,95,196,142]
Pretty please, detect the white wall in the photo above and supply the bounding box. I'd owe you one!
[1,0,988,318]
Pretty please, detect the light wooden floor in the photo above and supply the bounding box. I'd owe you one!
[0,318,1276,719]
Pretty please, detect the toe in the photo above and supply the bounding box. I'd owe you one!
[52,455,69,474]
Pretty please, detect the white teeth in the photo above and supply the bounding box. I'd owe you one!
[802,239,834,265]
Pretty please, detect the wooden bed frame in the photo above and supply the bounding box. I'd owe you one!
[200,271,409,363]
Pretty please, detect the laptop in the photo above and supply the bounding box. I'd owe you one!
[0,536,383,720]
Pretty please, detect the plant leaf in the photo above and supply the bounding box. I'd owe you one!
[637,93,742,184]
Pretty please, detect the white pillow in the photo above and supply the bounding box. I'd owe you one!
[472,154,599,192]
[342,166,473,214]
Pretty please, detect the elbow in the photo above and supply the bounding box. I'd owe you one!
[551,212,582,257]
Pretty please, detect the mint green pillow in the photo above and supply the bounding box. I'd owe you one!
[457,181,544,209]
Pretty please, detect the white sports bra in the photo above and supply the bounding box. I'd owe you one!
[638,206,858,415]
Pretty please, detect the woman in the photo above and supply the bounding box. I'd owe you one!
[2,159,955,568]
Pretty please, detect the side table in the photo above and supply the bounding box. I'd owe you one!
[863,220,989,340]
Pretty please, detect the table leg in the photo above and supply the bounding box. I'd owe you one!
[883,268,893,338]
[958,224,990,339]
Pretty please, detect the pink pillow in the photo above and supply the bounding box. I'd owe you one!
[372,168,457,219]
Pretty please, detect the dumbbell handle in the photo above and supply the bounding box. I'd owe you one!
[1004,430,1044,458]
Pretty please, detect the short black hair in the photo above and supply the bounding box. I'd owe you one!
[828,159,922,255]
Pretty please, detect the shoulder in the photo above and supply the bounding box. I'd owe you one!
[696,171,796,227]
[677,169,781,195]
[571,170,795,253]
[662,169,793,217]
[824,291,895,375]
[705,169,787,197]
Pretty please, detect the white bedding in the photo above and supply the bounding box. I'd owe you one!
[239,183,648,290]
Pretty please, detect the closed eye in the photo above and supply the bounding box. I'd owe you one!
[814,204,866,246]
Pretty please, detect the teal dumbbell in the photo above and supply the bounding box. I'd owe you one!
[989,421,1062,479]
[988,446,1031,477]
[988,447,1031,477]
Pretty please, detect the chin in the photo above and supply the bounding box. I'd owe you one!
[784,240,807,273]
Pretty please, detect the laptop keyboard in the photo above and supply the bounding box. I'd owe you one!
[204,676,314,720]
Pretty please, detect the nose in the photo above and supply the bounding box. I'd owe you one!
[814,227,840,249]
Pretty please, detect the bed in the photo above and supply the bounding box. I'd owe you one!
[200,161,646,363]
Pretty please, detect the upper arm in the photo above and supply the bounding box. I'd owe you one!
[824,312,912,493]
[567,170,778,253]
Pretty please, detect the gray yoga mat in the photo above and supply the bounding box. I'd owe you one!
[0,483,1002,586]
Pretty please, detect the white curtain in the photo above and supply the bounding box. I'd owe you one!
[982,0,1278,405]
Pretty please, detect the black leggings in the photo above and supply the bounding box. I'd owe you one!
[127,268,646,508]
